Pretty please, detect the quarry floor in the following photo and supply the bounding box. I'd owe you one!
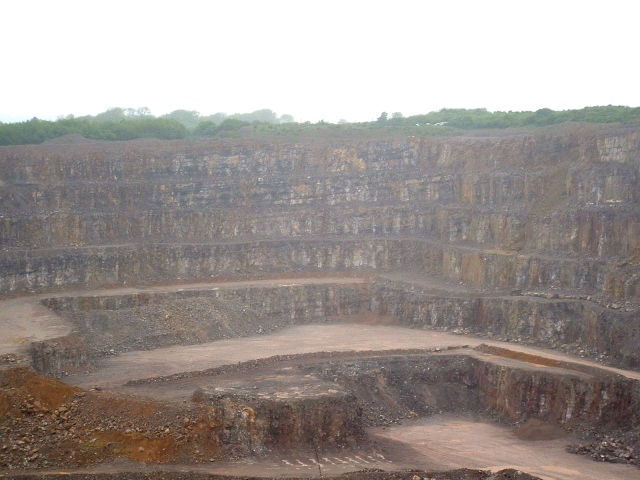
[155,414,637,480]
[2,275,640,480]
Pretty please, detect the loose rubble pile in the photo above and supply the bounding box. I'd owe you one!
[61,297,276,356]
[57,294,348,358]
[0,367,228,470]
[0,353,21,366]
[567,434,639,465]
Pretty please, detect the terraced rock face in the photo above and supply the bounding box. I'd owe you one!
[3,124,638,366]
[0,125,638,300]
[1,125,640,478]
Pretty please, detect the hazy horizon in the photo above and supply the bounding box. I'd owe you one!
[3,1,638,124]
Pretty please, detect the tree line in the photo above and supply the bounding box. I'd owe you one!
[375,106,640,129]
[0,108,295,146]
[1,106,639,146]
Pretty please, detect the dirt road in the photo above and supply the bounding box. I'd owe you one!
[65,319,640,392]
[370,414,640,480]
[0,296,72,356]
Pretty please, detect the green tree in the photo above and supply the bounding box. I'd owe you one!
[201,112,228,125]
[194,120,218,136]
[161,110,201,130]
[194,118,250,137]
[279,114,295,123]
[230,109,278,123]
[93,107,127,122]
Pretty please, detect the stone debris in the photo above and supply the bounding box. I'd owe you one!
[567,435,639,465]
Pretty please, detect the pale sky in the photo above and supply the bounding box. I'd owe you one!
[2,0,638,123]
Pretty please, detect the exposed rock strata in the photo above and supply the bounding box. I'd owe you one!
[1,125,639,301]
[370,278,640,368]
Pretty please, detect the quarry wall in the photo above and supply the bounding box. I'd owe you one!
[370,278,640,368]
[298,352,640,431]
[1,125,638,299]
[2,124,640,377]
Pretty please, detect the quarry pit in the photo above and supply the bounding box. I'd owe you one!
[2,125,640,480]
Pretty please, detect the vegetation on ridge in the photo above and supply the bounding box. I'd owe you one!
[376,105,640,129]
[1,105,639,146]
